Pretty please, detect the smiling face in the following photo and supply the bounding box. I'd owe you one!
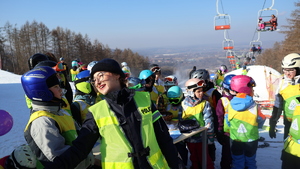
[283,68,296,79]
[92,71,121,95]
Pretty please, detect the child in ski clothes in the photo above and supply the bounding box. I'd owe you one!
[164,86,189,166]
[182,78,214,169]
[269,53,300,140]
[216,74,236,169]
[281,99,300,169]
[42,59,179,169]
[139,69,165,105]
[227,75,265,169]
[257,17,265,30]
[71,70,103,126]
[0,144,36,169]
[21,66,95,169]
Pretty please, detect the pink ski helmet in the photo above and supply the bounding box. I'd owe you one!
[259,17,262,20]
[230,75,256,95]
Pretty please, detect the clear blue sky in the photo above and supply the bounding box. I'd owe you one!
[0,0,295,49]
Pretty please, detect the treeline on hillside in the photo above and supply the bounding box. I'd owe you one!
[256,1,300,72]
[0,21,149,75]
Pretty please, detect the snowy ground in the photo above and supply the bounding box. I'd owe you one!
[0,69,285,168]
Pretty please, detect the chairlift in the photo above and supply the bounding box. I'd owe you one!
[257,0,279,32]
[223,30,234,50]
[214,0,231,30]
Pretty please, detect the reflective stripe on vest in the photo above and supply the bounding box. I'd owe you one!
[289,105,300,143]
[221,97,230,133]
[280,84,300,121]
[204,88,215,108]
[24,110,77,145]
[228,104,259,142]
[89,91,169,169]
[182,101,205,127]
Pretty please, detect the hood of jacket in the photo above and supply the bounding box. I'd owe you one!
[230,94,255,111]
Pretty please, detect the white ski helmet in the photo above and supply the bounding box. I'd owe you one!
[164,75,178,86]
[121,62,127,67]
[87,61,98,71]
[281,53,300,69]
[10,144,36,168]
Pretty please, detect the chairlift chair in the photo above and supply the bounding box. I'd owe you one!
[214,0,231,30]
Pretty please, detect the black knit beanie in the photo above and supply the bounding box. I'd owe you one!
[90,58,125,79]
[46,73,60,88]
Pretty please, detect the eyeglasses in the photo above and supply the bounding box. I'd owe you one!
[53,61,66,72]
[150,66,161,73]
[283,68,296,72]
[168,98,181,105]
[187,80,206,90]
[247,79,256,87]
[91,72,108,83]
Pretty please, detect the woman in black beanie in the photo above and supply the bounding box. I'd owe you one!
[49,58,179,169]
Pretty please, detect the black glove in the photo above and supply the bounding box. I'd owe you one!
[269,122,276,139]
[216,130,225,145]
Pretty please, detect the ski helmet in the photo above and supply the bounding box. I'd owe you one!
[121,62,127,67]
[59,57,64,61]
[35,60,65,72]
[281,53,300,69]
[74,70,92,94]
[210,73,215,81]
[149,64,161,73]
[230,75,256,94]
[28,53,49,70]
[222,74,236,90]
[87,61,98,71]
[21,66,59,101]
[220,65,228,73]
[185,78,206,91]
[190,69,210,81]
[167,86,183,105]
[139,70,154,80]
[164,75,178,86]
[72,60,79,67]
[127,77,145,91]
[8,144,36,169]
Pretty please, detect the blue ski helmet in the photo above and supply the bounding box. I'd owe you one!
[74,70,92,94]
[222,74,236,90]
[139,70,154,80]
[21,66,59,101]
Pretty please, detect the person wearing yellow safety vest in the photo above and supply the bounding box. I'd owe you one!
[70,60,79,82]
[227,75,265,169]
[44,58,179,169]
[21,66,95,169]
[71,70,103,126]
[213,65,228,88]
[190,69,222,162]
[281,97,300,169]
[182,78,215,169]
[216,74,236,169]
[269,53,300,141]
[139,70,165,105]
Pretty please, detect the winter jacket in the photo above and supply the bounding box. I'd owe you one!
[24,100,94,169]
[216,92,233,132]
[46,87,179,169]
[182,96,214,143]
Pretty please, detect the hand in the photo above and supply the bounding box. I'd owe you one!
[269,125,276,139]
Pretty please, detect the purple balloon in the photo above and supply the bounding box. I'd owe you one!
[0,110,13,136]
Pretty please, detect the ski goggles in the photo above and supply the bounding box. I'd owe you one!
[164,77,177,83]
[150,66,161,73]
[247,79,256,87]
[187,79,206,90]
[282,68,296,72]
[53,61,66,72]
[168,98,181,105]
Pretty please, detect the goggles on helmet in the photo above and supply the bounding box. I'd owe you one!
[247,79,256,87]
[150,66,161,73]
[187,79,205,90]
[168,98,181,105]
[53,61,66,72]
